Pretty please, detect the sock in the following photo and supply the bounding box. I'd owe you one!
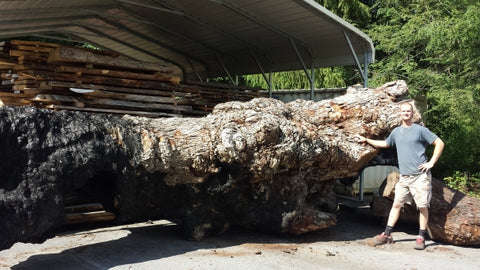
[384,225,394,235]
[419,229,428,238]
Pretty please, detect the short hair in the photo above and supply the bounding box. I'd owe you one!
[400,102,413,111]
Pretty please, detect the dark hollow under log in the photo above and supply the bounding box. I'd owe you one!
[3,80,472,251]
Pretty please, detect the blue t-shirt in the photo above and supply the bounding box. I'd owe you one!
[386,124,438,175]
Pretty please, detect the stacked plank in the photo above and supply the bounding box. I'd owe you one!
[0,40,262,117]
[63,193,116,225]
[64,202,116,225]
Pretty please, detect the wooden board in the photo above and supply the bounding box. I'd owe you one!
[65,211,115,224]
[48,46,182,75]
[56,65,178,81]
[47,104,182,118]
[0,40,263,118]
[31,94,193,112]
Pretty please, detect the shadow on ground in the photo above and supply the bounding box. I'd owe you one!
[9,207,418,270]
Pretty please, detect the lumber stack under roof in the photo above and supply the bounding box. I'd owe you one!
[0,40,262,117]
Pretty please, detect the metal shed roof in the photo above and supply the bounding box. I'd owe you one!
[0,0,374,83]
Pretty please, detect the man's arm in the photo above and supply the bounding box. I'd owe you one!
[418,137,445,172]
[355,135,390,148]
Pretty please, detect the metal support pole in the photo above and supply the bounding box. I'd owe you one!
[359,170,364,202]
[363,52,369,88]
[215,52,235,84]
[186,57,203,82]
[269,72,273,98]
[290,39,315,100]
[249,48,272,91]
[310,64,315,100]
[343,31,367,85]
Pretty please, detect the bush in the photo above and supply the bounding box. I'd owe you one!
[443,171,480,198]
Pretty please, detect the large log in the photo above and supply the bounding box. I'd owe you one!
[0,80,436,250]
[373,172,480,246]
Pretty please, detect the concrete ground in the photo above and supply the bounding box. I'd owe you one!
[1,207,479,270]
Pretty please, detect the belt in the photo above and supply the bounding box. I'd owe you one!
[400,173,423,177]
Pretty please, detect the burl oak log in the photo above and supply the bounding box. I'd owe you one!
[373,172,480,246]
[1,80,471,251]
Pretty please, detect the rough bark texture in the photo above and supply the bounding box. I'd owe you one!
[373,172,480,246]
[0,80,427,250]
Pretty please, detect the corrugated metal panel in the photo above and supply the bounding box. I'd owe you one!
[0,0,374,82]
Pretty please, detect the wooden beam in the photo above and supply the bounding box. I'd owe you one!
[47,81,195,97]
[65,211,115,224]
[47,104,183,118]
[64,203,104,213]
[57,65,180,82]
[48,46,182,76]
[31,94,193,112]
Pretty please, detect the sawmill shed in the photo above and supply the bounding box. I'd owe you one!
[0,0,375,117]
[0,0,374,85]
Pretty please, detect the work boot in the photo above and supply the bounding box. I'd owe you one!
[414,236,425,250]
[374,232,394,246]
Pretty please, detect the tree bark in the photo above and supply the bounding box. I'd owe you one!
[0,80,430,250]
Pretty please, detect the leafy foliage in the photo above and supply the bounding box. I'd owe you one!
[320,0,372,27]
[444,172,480,198]
[243,67,353,90]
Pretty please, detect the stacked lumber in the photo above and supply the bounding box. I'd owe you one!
[0,40,262,117]
[64,194,116,225]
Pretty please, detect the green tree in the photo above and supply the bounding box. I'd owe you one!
[367,0,480,178]
[320,0,371,28]
[243,67,351,90]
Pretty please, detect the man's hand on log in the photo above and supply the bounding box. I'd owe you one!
[354,134,367,143]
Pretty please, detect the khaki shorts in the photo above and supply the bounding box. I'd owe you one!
[393,172,432,208]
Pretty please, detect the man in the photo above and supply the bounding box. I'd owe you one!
[356,102,444,250]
